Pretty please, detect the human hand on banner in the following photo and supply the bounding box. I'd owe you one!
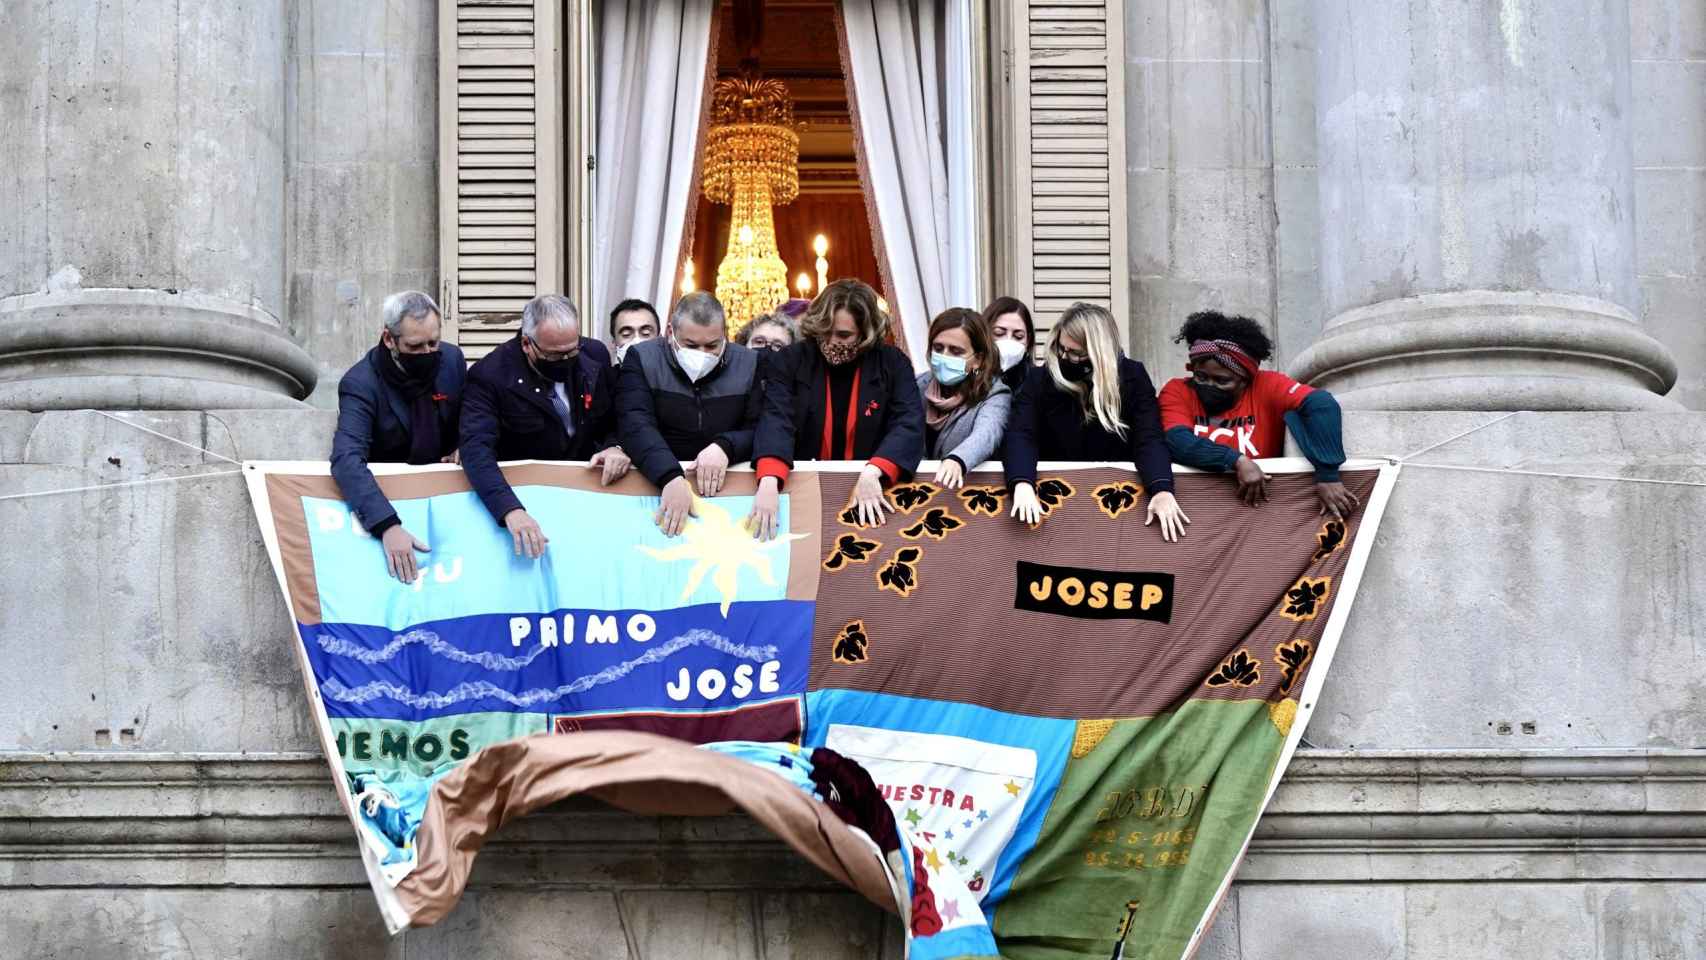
[439,448,461,465]
[854,464,894,527]
[1010,482,1043,525]
[1233,456,1270,506]
[1316,480,1359,519]
[590,446,632,486]
[933,458,965,489]
[747,476,781,541]
[380,524,430,583]
[1145,490,1191,542]
[693,443,729,497]
[656,476,699,537]
[503,508,549,558]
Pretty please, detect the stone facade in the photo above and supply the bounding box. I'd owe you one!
[0,1,1703,958]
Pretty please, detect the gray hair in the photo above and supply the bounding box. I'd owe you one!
[735,311,798,345]
[520,294,580,338]
[382,291,441,337]
[671,291,726,331]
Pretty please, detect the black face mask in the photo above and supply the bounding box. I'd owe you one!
[1192,381,1239,415]
[392,348,441,383]
[527,339,578,382]
[1059,358,1093,383]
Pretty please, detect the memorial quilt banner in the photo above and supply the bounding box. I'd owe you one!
[245,457,1398,959]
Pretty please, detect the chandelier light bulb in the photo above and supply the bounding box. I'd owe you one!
[813,234,829,258]
[796,272,812,296]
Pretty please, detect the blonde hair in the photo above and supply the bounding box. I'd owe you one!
[1046,302,1127,438]
[798,279,888,355]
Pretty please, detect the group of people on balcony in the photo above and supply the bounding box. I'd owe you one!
[331,280,1353,581]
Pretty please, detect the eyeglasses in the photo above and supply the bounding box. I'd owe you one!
[1056,346,1090,364]
[748,337,786,352]
[527,337,579,362]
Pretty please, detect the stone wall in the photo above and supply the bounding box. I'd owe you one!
[0,409,1702,956]
[285,0,440,406]
[1129,0,1706,409]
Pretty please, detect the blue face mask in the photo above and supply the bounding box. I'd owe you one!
[930,352,969,387]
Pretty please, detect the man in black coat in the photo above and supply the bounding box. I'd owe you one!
[459,294,631,559]
[331,291,466,583]
[617,292,764,536]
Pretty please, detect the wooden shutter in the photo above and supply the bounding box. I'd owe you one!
[439,0,564,357]
[1005,1,1129,346]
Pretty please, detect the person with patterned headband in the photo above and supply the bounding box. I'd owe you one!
[1157,311,1357,518]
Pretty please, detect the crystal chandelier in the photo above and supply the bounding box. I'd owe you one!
[702,76,799,333]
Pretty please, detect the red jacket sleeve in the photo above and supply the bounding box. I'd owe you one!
[1256,370,1315,415]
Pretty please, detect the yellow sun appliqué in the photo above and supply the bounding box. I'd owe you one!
[636,497,807,616]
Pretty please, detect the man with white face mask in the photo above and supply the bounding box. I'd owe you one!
[616,292,766,536]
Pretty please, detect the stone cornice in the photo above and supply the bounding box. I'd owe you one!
[2,750,1701,888]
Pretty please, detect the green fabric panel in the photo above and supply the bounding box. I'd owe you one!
[992,699,1286,959]
[330,712,550,778]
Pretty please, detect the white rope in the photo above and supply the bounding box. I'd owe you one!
[1403,461,1706,489]
[94,411,243,465]
[0,469,244,502]
[1394,411,1522,463]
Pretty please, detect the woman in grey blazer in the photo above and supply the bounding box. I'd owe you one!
[915,308,1013,488]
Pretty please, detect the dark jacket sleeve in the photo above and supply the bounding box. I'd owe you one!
[869,348,925,481]
[329,374,400,535]
[583,341,620,453]
[1126,362,1176,495]
[753,342,807,476]
[1285,389,1346,482]
[457,368,523,524]
[714,351,765,465]
[1164,426,1242,472]
[1003,366,1043,490]
[616,353,684,488]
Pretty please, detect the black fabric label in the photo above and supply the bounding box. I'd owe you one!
[1013,561,1175,623]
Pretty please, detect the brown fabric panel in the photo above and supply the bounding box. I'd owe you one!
[809,467,1381,718]
[393,731,896,927]
[552,698,802,744]
[784,472,822,602]
[268,463,785,505]
[266,473,323,625]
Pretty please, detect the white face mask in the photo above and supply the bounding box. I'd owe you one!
[613,341,631,366]
[675,342,720,381]
[996,338,1028,372]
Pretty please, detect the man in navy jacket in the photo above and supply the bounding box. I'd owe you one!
[459,294,630,559]
[330,291,466,583]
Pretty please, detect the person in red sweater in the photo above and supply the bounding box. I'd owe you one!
[1157,311,1358,518]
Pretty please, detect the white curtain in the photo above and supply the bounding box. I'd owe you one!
[592,0,717,339]
[840,0,981,365]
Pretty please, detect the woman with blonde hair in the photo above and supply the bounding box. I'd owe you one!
[1003,302,1189,541]
[748,279,924,539]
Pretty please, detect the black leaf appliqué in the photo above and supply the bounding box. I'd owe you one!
[1206,650,1261,688]
[1313,520,1346,561]
[1276,641,1313,694]
[822,533,880,572]
[1034,477,1076,511]
[1092,481,1141,519]
[958,485,1005,517]
[900,507,963,541]
[888,482,937,513]
[1280,577,1332,621]
[832,620,869,665]
[877,546,924,597]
